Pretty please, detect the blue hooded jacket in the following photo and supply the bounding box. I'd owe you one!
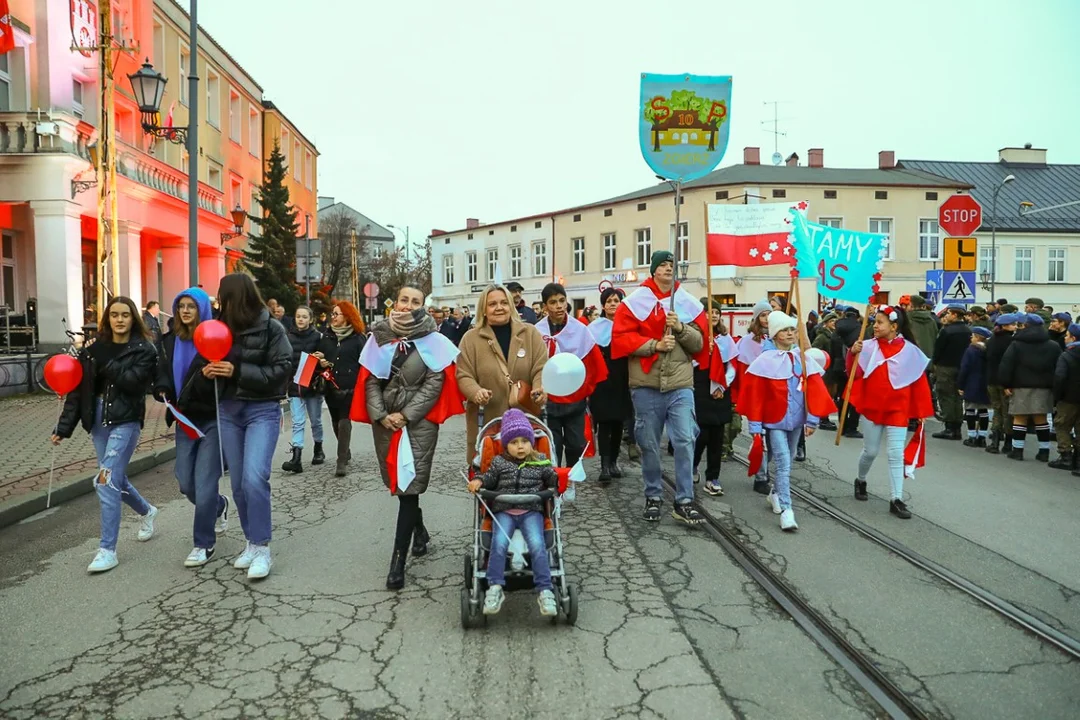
[171,287,213,394]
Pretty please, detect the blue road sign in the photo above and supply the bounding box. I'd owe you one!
[925,270,943,294]
[942,271,978,304]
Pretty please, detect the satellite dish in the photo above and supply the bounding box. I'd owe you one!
[771,152,783,166]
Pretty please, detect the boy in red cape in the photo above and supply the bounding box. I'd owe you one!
[741,311,837,532]
[536,282,607,466]
[612,251,709,525]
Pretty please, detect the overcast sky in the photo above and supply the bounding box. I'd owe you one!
[189,0,1078,243]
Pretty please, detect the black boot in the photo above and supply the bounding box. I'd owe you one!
[1049,451,1073,470]
[1035,448,1050,462]
[975,436,987,448]
[386,549,406,590]
[311,442,326,465]
[281,447,303,473]
[1007,447,1024,461]
[795,439,806,462]
[752,480,770,495]
[985,431,1001,454]
[610,454,624,478]
[854,479,868,501]
[1003,435,1013,452]
[932,423,960,440]
[599,459,612,485]
[412,518,430,557]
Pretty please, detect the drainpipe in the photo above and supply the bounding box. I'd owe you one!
[550,215,556,281]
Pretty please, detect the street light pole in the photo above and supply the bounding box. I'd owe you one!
[989,174,1015,302]
[186,0,199,286]
[388,224,410,262]
[303,213,312,302]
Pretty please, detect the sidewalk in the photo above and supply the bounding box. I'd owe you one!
[0,393,177,527]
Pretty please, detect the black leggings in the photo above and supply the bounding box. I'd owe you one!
[694,424,726,481]
[394,495,421,552]
[597,420,623,461]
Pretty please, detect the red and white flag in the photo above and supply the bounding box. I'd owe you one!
[0,0,16,55]
[386,427,416,494]
[164,400,206,440]
[904,423,926,479]
[292,351,319,388]
[706,201,809,267]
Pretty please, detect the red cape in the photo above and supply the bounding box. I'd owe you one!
[542,316,609,404]
[611,278,710,373]
[739,370,836,425]
[350,364,466,424]
[850,341,933,427]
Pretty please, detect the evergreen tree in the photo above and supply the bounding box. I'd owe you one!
[246,141,301,309]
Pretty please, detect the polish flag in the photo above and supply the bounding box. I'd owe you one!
[164,400,205,440]
[0,1,15,55]
[706,201,809,267]
[903,423,926,479]
[292,351,318,388]
[582,412,596,458]
[386,427,416,494]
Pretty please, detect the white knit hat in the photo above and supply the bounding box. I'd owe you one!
[768,310,797,338]
[751,299,772,320]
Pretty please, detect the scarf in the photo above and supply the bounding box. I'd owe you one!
[332,324,354,340]
[377,308,437,346]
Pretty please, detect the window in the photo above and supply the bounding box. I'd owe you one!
[510,245,523,278]
[466,251,477,282]
[442,255,454,285]
[533,242,547,276]
[818,217,842,229]
[875,190,888,200]
[179,43,190,105]
[715,190,729,200]
[772,189,786,198]
[72,79,85,118]
[489,230,494,236]
[0,54,11,112]
[637,203,647,211]
[573,214,581,222]
[372,244,384,259]
[249,188,262,236]
[486,249,498,280]
[715,293,736,306]
[467,233,473,240]
[603,233,617,270]
[305,152,313,189]
[604,208,612,217]
[670,221,689,262]
[248,107,260,156]
[1048,247,1066,283]
[1015,247,1033,282]
[1,234,16,310]
[294,140,302,181]
[535,221,542,229]
[206,69,220,128]
[572,237,585,273]
[979,246,998,281]
[510,225,517,232]
[926,191,938,201]
[824,190,837,199]
[918,219,941,261]
[280,129,290,169]
[230,178,242,211]
[229,90,241,141]
[181,149,188,174]
[207,161,222,191]
[635,228,652,267]
[152,23,165,74]
[868,218,892,260]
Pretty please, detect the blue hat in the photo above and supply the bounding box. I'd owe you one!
[995,313,1020,326]
[500,408,534,447]
[972,326,992,339]
[1053,312,1073,323]
[1024,313,1045,325]
[1069,323,1080,339]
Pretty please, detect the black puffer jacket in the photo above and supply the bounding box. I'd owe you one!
[286,326,324,398]
[219,310,293,401]
[55,339,158,438]
[985,330,1014,387]
[478,452,558,515]
[693,367,733,426]
[317,329,366,406]
[933,322,972,368]
[154,333,217,424]
[998,326,1061,390]
[1054,345,1080,405]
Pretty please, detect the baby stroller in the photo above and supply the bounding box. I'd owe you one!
[461,409,579,628]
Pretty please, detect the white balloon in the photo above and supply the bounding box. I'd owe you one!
[541,352,587,397]
[804,348,829,370]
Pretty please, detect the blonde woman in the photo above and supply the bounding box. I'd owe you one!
[456,285,548,459]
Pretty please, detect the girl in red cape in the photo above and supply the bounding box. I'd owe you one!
[848,306,934,519]
[733,300,773,494]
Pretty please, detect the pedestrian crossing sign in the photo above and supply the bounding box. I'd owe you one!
[942,271,977,304]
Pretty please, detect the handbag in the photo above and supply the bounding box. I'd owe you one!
[487,338,542,416]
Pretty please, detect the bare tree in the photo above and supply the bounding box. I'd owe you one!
[318,208,368,299]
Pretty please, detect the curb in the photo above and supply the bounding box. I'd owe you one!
[0,445,177,530]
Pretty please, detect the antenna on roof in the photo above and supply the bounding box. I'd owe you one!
[761,101,789,165]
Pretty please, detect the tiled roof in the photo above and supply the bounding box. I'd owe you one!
[317,202,394,241]
[899,159,1080,233]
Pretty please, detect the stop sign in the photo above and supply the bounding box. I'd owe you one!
[939,195,984,236]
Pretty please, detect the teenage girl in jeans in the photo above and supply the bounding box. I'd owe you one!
[206,274,292,580]
[52,296,160,574]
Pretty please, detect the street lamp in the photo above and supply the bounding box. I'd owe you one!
[980,271,992,291]
[989,173,1015,301]
[71,142,99,199]
[220,205,248,243]
[128,60,185,143]
[387,224,410,261]
[678,259,690,282]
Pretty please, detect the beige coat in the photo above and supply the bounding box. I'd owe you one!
[456,321,547,460]
[627,321,703,393]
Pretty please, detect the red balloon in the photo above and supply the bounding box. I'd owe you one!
[44,354,83,395]
[194,320,233,362]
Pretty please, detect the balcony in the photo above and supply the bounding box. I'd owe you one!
[0,110,94,158]
[114,140,226,217]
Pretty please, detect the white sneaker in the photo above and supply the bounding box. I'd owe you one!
[215,497,230,535]
[88,549,118,573]
[780,508,798,531]
[767,492,782,515]
[184,547,215,568]
[246,545,272,579]
[537,589,558,617]
[483,585,505,615]
[233,542,258,569]
[137,506,158,541]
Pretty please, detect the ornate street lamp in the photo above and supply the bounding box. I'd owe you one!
[220,205,248,243]
[71,142,99,199]
[128,60,186,144]
[980,271,992,291]
[678,259,690,281]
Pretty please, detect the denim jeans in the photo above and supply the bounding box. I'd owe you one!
[632,387,696,504]
[90,399,150,551]
[546,407,586,467]
[289,395,324,448]
[487,510,552,591]
[218,399,281,545]
[175,418,225,549]
[766,427,802,511]
[858,421,906,500]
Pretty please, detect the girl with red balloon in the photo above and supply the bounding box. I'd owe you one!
[50,296,160,574]
[203,274,293,580]
[153,287,231,568]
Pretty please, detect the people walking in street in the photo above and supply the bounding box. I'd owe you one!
[282,305,326,474]
[694,301,734,497]
[153,288,230,568]
[536,282,608,466]
[612,250,708,525]
[848,306,933,519]
[588,287,632,485]
[998,313,1062,462]
[985,313,1019,454]
[812,311,843,431]
[51,296,160,574]
[355,284,464,590]
[740,311,834,531]
[317,301,366,477]
[836,306,869,439]
[1051,323,1080,473]
[931,305,972,440]
[209,273,292,580]
[736,300,773,493]
[456,284,548,461]
[142,300,163,346]
[957,326,992,447]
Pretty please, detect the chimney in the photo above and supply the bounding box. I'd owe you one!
[878,150,896,169]
[430,229,447,237]
[465,218,480,229]
[998,145,1047,165]
[785,152,800,167]
[808,148,823,168]
[743,146,760,165]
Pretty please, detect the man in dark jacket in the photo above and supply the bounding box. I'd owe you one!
[1025,297,1053,325]
[142,301,163,346]
[931,305,972,440]
[998,314,1061,461]
[506,282,538,324]
[1050,323,1080,471]
[984,313,1019,454]
[1048,312,1071,350]
[834,306,867,438]
[812,312,841,431]
[907,295,939,357]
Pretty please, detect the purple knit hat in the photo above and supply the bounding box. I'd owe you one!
[500,409,533,446]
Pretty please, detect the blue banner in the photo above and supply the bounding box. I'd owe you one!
[789,210,888,303]
[639,73,732,182]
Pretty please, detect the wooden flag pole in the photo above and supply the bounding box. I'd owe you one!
[704,202,713,349]
[834,304,873,445]
[794,277,811,405]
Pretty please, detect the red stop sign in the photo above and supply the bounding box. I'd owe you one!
[939,195,984,236]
